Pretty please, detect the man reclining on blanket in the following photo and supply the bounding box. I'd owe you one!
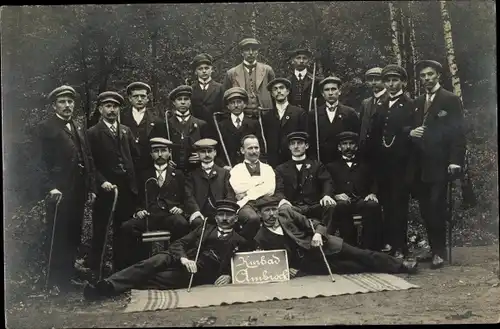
[253,195,418,278]
[84,199,251,300]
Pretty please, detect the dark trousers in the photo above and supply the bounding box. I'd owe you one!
[298,204,335,228]
[377,168,411,254]
[237,203,262,241]
[44,175,87,286]
[90,176,137,273]
[415,180,448,259]
[120,213,190,268]
[331,199,383,251]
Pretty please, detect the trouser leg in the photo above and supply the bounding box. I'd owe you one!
[237,204,261,240]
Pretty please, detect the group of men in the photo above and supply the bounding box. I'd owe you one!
[34,37,465,296]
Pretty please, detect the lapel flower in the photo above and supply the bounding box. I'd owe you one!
[121,129,127,134]
[194,123,198,128]
[150,122,155,126]
[77,126,81,130]
[399,103,403,107]
[414,107,419,112]
[377,101,382,105]
[171,171,176,176]
[437,110,448,117]
[305,163,311,169]
[285,116,290,120]
[338,114,343,120]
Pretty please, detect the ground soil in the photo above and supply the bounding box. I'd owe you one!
[5,245,500,328]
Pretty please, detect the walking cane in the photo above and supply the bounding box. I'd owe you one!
[447,176,454,265]
[213,112,232,167]
[164,110,171,140]
[141,177,171,244]
[45,193,63,291]
[313,97,321,162]
[187,216,208,292]
[257,108,268,154]
[307,217,335,282]
[308,62,317,113]
[98,186,119,281]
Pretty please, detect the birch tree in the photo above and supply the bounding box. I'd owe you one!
[389,2,402,66]
[408,1,419,96]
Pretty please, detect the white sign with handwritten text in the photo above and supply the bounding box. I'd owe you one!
[231,249,290,285]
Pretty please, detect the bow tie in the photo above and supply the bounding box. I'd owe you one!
[217,229,232,237]
[426,91,437,96]
[293,160,306,165]
[327,106,337,112]
[244,64,256,71]
[59,118,72,124]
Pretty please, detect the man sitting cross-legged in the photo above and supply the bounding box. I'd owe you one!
[83,200,251,300]
[253,195,418,277]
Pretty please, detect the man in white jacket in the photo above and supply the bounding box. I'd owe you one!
[229,134,275,240]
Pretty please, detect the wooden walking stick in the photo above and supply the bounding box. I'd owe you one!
[313,97,321,162]
[307,217,335,282]
[98,186,119,281]
[45,193,63,291]
[164,110,171,140]
[308,61,317,113]
[213,112,232,167]
[187,216,208,292]
[257,108,268,154]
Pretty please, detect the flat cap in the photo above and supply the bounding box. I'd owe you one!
[216,199,240,214]
[415,59,443,74]
[48,85,76,101]
[191,53,213,69]
[126,82,151,95]
[336,131,359,143]
[149,137,173,148]
[267,77,292,91]
[365,67,383,77]
[382,64,408,80]
[224,87,249,102]
[168,85,193,101]
[193,138,218,149]
[289,48,313,59]
[319,76,342,89]
[239,38,261,49]
[287,131,309,142]
[97,91,124,105]
[253,195,281,210]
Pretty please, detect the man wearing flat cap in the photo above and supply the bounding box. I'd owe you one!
[184,138,234,228]
[252,195,418,277]
[274,132,336,228]
[33,85,97,290]
[222,38,275,115]
[287,48,324,111]
[214,87,263,169]
[325,131,383,251]
[190,53,224,131]
[408,59,466,269]
[307,76,360,166]
[262,77,308,167]
[83,199,251,300]
[358,67,389,161]
[166,85,211,173]
[87,91,140,273]
[365,64,415,258]
[120,137,191,267]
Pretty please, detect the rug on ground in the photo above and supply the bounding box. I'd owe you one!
[124,273,420,313]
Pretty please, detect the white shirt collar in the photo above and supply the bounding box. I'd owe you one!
[243,60,257,66]
[103,120,117,130]
[56,113,71,122]
[244,159,259,165]
[199,77,212,85]
[175,111,191,121]
[342,155,355,161]
[276,101,289,113]
[295,69,307,79]
[389,90,403,100]
[429,82,441,94]
[326,100,339,109]
[231,113,245,125]
[267,224,284,235]
[155,164,169,172]
[132,107,146,114]
[292,155,306,161]
[374,89,387,99]
[201,161,214,170]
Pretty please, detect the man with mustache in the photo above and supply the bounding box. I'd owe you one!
[185,138,234,228]
[83,200,250,300]
[119,137,191,268]
[253,195,418,277]
[274,132,336,229]
[326,132,383,251]
[408,60,465,269]
[87,91,139,273]
[229,134,275,240]
[33,85,97,291]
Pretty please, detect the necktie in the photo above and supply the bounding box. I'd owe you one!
[424,92,434,113]
[298,73,302,81]
[235,117,241,128]
[293,159,306,165]
[245,64,256,73]
[218,229,231,239]
[157,170,165,187]
[64,121,72,132]
[109,124,117,137]
[200,82,208,91]
[203,167,212,176]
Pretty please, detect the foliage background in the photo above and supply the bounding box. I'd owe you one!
[2,2,497,302]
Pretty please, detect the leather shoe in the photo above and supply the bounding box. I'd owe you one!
[430,254,444,269]
[83,280,116,301]
[401,259,418,274]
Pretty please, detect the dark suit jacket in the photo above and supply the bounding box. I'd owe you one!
[191,80,224,130]
[254,207,343,255]
[359,91,390,150]
[87,120,138,194]
[307,103,360,165]
[408,87,466,183]
[326,157,377,198]
[275,159,333,205]
[262,104,308,167]
[185,165,234,215]
[287,73,324,111]
[215,115,263,167]
[34,115,97,196]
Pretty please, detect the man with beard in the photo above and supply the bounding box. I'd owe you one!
[326,132,382,251]
[83,200,250,300]
[34,85,97,291]
[87,91,139,273]
[262,78,308,167]
[223,38,275,115]
[274,132,336,229]
[307,76,360,165]
[185,138,234,228]
[215,87,263,169]
[229,134,275,240]
[408,60,465,269]
[119,137,191,268]
[253,196,418,277]
[367,65,415,258]
[286,48,324,111]
[166,85,210,173]
[358,68,389,161]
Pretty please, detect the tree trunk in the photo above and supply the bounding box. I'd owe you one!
[408,1,419,96]
[151,30,158,110]
[78,35,92,128]
[399,5,407,69]
[251,5,257,38]
[389,2,402,66]
[440,0,463,102]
